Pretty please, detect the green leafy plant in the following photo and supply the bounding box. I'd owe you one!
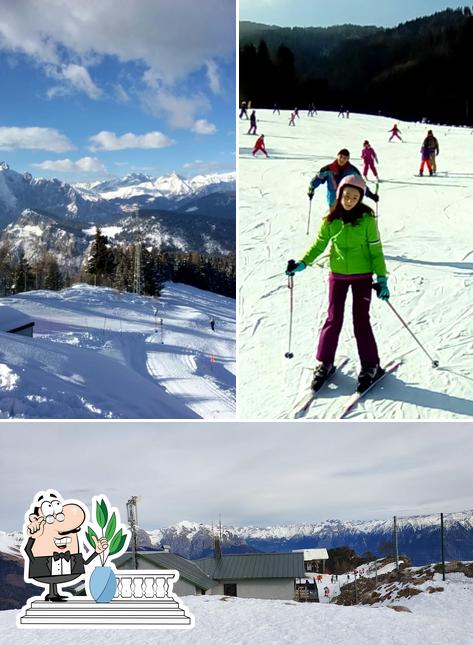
[86,498,128,566]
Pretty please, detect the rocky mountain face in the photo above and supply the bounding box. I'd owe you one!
[0,163,236,261]
[144,512,473,566]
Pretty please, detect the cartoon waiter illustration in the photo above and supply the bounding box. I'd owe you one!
[23,490,108,602]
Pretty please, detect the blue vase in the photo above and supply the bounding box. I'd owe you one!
[89,566,117,603]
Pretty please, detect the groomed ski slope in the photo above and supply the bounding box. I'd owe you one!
[3,571,473,644]
[0,283,235,419]
[239,110,473,419]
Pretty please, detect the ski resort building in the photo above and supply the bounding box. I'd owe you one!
[0,306,34,337]
[293,548,329,573]
[116,550,305,601]
[196,552,305,600]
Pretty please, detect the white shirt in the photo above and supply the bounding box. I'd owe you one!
[51,554,72,576]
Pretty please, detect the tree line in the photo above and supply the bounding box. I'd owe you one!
[0,228,236,299]
[240,8,473,124]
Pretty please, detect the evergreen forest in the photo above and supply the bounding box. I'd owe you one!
[240,8,473,124]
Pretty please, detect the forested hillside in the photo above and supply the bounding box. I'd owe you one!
[240,8,473,124]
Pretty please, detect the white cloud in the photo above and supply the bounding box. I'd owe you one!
[61,64,102,99]
[88,130,175,151]
[0,1,235,86]
[206,59,221,94]
[0,127,73,152]
[113,83,130,103]
[142,90,211,129]
[191,119,217,135]
[33,156,106,173]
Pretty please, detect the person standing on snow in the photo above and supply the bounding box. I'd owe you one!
[286,175,389,394]
[423,130,439,173]
[248,110,257,135]
[419,143,433,176]
[210,318,215,331]
[273,102,280,115]
[252,134,269,158]
[239,101,248,119]
[361,140,379,180]
[288,111,296,126]
[307,148,380,207]
[388,124,402,142]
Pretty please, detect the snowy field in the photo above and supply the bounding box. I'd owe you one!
[3,571,473,644]
[239,110,473,419]
[0,283,235,419]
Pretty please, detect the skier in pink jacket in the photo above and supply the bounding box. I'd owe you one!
[361,140,379,180]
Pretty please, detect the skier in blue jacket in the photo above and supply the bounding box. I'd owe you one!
[308,149,380,206]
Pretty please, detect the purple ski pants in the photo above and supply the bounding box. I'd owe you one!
[316,274,380,367]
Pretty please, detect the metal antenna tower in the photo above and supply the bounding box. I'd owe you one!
[126,496,139,570]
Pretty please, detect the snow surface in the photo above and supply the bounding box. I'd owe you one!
[0,283,235,418]
[3,572,473,644]
[239,110,473,419]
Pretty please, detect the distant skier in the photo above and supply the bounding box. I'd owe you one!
[210,318,215,331]
[361,140,379,180]
[273,102,280,115]
[252,134,269,158]
[346,109,350,118]
[338,106,345,118]
[287,174,389,393]
[294,107,300,119]
[307,148,380,207]
[239,101,248,119]
[288,111,296,126]
[247,110,257,135]
[388,124,402,142]
[423,129,439,174]
[419,144,433,176]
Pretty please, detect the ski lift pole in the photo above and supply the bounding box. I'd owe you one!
[285,260,297,359]
[372,284,439,367]
[306,200,312,235]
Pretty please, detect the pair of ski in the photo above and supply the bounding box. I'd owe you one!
[292,358,402,419]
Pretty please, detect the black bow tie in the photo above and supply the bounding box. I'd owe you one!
[53,551,71,561]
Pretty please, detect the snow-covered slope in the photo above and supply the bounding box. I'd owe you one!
[239,110,473,419]
[2,574,473,644]
[0,283,235,419]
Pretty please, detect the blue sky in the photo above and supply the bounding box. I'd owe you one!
[240,1,468,28]
[0,0,235,182]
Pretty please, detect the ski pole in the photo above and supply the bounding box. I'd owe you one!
[306,200,312,235]
[285,259,297,358]
[373,284,439,367]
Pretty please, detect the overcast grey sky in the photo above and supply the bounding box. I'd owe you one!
[1,422,473,532]
[240,1,468,28]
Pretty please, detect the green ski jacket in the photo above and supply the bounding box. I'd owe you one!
[301,214,387,277]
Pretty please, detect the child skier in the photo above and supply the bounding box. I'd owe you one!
[419,144,433,176]
[388,124,402,142]
[248,110,257,135]
[252,134,269,158]
[286,175,389,393]
[361,140,379,180]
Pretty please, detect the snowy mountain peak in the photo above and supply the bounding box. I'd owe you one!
[0,161,10,171]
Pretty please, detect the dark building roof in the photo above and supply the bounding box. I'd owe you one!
[0,306,34,333]
[115,551,213,591]
[196,552,305,580]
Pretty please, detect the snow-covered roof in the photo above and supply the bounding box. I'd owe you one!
[293,548,329,561]
[0,305,34,332]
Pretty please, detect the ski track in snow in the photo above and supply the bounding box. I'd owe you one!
[0,283,235,419]
[239,111,473,419]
